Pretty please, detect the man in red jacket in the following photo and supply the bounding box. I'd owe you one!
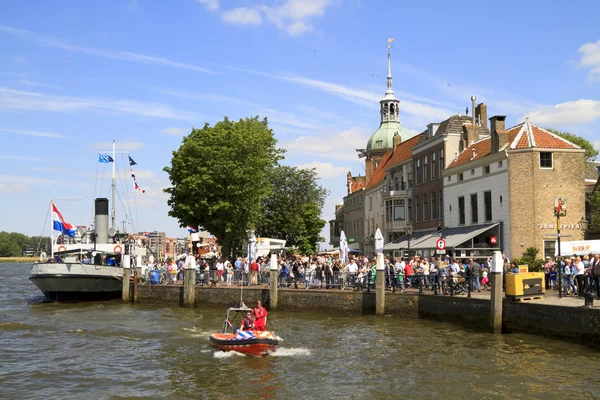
[253,301,268,331]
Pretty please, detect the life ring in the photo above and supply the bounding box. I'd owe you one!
[114,244,123,254]
[39,252,47,262]
[57,245,66,252]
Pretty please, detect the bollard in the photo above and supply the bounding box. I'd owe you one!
[450,276,454,297]
[122,267,131,302]
[269,254,278,311]
[376,253,385,316]
[467,278,472,298]
[434,276,438,295]
[183,268,196,307]
[490,251,503,334]
[584,292,594,308]
[133,268,139,303]
[419,274,423,294]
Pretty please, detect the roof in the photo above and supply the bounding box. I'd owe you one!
[448,119,581,169]
[365,151,393,189]
[414,115,490,148]
[366,121,410,154]
[385,133,423,169]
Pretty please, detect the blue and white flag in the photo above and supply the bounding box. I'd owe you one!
[99,154,114,163]
[128,156,137,166]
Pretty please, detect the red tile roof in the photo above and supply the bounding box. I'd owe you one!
[448,120,580,169]
[366,151,393,189]
[365,134,423,190]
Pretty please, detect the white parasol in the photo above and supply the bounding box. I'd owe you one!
[339,230,349,263]
[375,228,384,255]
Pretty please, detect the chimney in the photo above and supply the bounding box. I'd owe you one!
[489,115,507,153]
[365,158,375,183]
[392,133,402,149]
[476,103,488,129]
[346,172,353,195]
[462,124,479,146]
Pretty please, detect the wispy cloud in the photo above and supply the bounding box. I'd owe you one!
[0,128,66,139]
[284,127,370,162]
[0,155,43,162]
[0,25,215,74]
[0,87,202,121]
[221,8,263,25]
[521,99,600,127]
[17,79,65,91]
[0,183,28,193]
[197,0,219,12]
[0,174,73,187]
[296,161,349,179]
[94,140,144,152]
[578,39,600,81]
[162,127,188,136]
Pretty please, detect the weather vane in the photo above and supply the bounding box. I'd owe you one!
[386,37,394,52]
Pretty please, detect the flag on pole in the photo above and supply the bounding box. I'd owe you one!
[134,182,146,193]
[128,156,138,166]
[187,226,198,234]
[52,203,77,237]
[99,154,114,163]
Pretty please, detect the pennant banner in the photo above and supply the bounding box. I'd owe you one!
[99,154,114,163]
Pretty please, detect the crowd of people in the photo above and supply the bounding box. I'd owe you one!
[540,254,600,298]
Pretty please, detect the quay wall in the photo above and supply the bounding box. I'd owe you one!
[133,285,600,346]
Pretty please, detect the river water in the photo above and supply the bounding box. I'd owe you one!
[2,263,599,399]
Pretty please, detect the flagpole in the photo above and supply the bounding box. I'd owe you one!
[50,201,54,260]
[111,140,116,229]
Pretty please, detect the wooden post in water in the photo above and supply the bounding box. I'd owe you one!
[490,251,503,334]
[269,254,278,311]
[122,255,131,302]
[133,267,139,303]
[183,255,196,307]
[376,253,385,316]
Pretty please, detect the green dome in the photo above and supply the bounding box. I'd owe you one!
[366,121,409,154]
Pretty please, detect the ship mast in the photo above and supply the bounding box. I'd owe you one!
[111,140,116,229]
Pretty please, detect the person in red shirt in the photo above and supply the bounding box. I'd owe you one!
[404,260,414,288]
[250,259,260,285]
[253,301,268,331]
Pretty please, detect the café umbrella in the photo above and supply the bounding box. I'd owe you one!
[375,228,384,254]
[339,230,349,263]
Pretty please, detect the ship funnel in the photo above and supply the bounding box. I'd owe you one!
[95,198,109,244]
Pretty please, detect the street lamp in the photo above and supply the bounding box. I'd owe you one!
[247,229,256,262]
[578,216,589,235]
[406,225,413,259]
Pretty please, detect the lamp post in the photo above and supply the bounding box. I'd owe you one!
[247,229,255,262]
[579,216,589,238]
[556,199,564,298]
[406,225,413,259]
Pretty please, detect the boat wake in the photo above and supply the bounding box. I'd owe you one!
[269,347,311,357]
[213,350,247,359]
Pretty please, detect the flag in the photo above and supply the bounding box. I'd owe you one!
[52,203,76,237]
[130,169,136,180]
[134,182,146,193]
[99,154,114,163]
[128,156,137,166]
[188,226,198,234]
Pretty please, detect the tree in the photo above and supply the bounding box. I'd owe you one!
[257,166,328,247]
[295,203,326,255]
[164,117,284,259]
[0,240,21,257]
[587,188,600,236]
[545,128,598,161]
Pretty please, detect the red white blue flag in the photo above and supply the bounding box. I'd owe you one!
[52,203,76,237]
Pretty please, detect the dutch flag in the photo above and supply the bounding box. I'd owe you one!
[52,203,76,237]
[187,226,198,234]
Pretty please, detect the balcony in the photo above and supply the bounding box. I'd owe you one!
[382,188,409,200]
[384,220,408,232]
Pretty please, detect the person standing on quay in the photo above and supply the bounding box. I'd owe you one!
[253,301,268,331]
[250,258,259,286]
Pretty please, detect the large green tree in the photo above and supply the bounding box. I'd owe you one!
[546,128,598,161]
[164,117,284,259]
[257,165,328,247]
[295,203,326,255]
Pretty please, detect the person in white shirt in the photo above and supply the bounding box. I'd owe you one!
[575,256,585,297]
[216,259,224,282]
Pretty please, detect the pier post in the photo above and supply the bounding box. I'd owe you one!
[122,255,131,302]
[490,251,503,334]
[269,254,278,311]
[183,255,196,307]
[376,253,385,316]
[133,267,140,303]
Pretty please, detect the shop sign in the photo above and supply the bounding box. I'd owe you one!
[537,224,581,230]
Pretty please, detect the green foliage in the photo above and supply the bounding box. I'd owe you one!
[587,188,600,235]
[295,203,326,255]
[257,165,328,247]
[164,116,284,259]
[518,247,544,272]
[0,232,51,257]
[545,128,598,161]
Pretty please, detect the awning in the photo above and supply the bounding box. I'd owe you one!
[402,223,500,251]
[383,229,437,251]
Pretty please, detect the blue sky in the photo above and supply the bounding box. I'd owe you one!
[1,0,599,241]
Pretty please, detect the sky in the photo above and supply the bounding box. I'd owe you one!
[1,0,600,243]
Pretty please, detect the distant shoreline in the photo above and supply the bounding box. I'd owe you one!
[0,257,36,263]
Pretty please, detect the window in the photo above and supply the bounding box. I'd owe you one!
[386,200,392,222]
[408,199,412,222]
[415,197,420,222]
[471,169,475,176]
[424,156,429,181]
[471,193,478,224]
[484,191,492,222]
[484,165,490,174]
[439,190,444,219]
[394,199,405,221]
[459,173,464,181]
[407,171,413,188]
[432,152,437,179]
[498,160,503,168]
[394,177,399,191]
[458,196,465,225]
[423,194,429,221]
[544,241,556,260]
[369,196,373,211]
[439,149,444,175]
[416,160,421,185]
[540,152,553,168]
[447,176,451,182]
[431,192,436,220]
[376,140,383,148]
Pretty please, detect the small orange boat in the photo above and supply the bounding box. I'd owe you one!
[209,306,279,357]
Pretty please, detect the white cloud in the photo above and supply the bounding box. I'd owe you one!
[17,79,65,91]
[284,127,370,162]
[0,87,202,121]
[0,183,28,193]
[259,0,333,36]
[221,8,263,25]
[197,0,219,12]
[162,127,187,136]
[522,99,600,127]
[578,39,600,81]
[0,174,73,186]
[94,140,144,151]
[296,161,349,179]
[0,155,43,162]
[0,25,215,74]
[0,128,66,139]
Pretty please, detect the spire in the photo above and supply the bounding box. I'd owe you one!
[386,38,394,95]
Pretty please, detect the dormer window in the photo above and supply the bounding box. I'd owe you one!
[376,140,383,148]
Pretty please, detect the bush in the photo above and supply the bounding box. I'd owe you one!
[517,247,544,272]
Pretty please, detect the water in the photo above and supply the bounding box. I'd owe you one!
[1,263,599,399]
